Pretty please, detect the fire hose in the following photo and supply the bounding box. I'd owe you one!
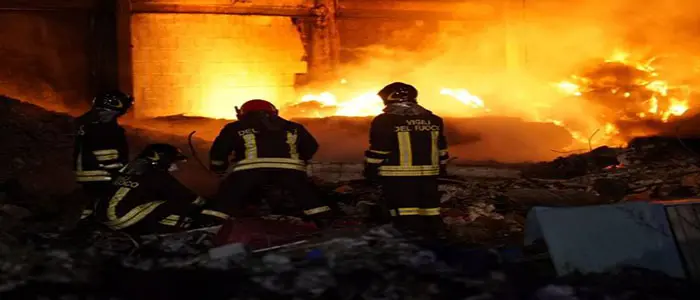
[187,130,216,175]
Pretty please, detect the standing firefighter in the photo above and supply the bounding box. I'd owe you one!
[73,91,133,221]
[95,144,208,235]
[364,82,449,237]
[204,99,332,228]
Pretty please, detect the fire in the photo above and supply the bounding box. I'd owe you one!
[297,92,384,117]
[439,88,489,112]
[553,50,691,124]
[286,82,489,118]
[284,50,692,150]
[547,50,692,145]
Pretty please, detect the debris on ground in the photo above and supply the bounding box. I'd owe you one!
[2,225,699,299]
[3,96,700,297]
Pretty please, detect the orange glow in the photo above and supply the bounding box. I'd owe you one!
[297,91,384,117]
[131,14,306,119]
[285,50,691,148]
[126,0,700,154]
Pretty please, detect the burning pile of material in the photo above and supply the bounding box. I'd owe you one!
[279,51,697,152]
[553,51,695,145]
[281,81,488,119]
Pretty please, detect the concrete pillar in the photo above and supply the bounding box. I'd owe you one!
[90,0,119,95]
[307,0,340,81]
[116,0,135,119]
[116,0,134,99]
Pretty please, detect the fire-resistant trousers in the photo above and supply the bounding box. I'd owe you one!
[381,176,445,237]
[100,199,203,236]
[79,182,114,220]
[208,168,332,221]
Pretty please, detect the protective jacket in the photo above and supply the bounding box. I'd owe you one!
[96,165,207,233]
[73,112,129,182]
[209,118,318,174]
[364,102,449,237]
[364,103,449,177]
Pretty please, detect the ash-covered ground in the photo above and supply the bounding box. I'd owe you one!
[2,95,700,299]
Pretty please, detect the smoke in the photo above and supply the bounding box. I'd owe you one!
[322,0,700,147]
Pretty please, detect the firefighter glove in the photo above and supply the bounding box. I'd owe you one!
[210,160,228,176]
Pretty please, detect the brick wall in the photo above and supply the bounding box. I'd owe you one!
[131,13,307,119]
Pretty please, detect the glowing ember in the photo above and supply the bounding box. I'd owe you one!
[440,88,489,112]
[544,50,693,146]
[556,81,583,96]
[290,79,490,118]
[604,163,625,170]
[297,92,383,117]
[553,50,690,125]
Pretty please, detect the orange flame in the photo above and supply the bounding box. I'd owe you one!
[285,50,691,149]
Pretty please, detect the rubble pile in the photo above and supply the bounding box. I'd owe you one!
[0,226,510,299]
[520,136,700,201]
[2,225,699,299]
[368,137,699,244]
[323,134,700,245]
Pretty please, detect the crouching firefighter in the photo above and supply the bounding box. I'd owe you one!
[364,82,450,237]
[202,99,333,228]
[73,91,133,221]
[95,144,208,235]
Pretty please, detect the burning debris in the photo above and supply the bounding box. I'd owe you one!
[276,51,699,154]
[558,52,691,123]
[553,51,696,146]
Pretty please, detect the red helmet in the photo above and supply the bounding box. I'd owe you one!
[236,99,278,118]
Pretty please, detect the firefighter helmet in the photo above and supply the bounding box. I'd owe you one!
[236,99,278,119]
[377,82,418,105]
[137,143,187,171]
[92,90,133,115]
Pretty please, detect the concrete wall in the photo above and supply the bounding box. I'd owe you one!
[0,11,92,112]
[338,19,440,64]
[130,13,307,119]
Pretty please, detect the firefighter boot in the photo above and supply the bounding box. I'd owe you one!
[391,215,423,237]
[423,215,448,241]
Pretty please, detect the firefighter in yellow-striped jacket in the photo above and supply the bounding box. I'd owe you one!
[364,82,449,237]
[203,99,333,228]
[73,91,133,221]
[95,144,209,235]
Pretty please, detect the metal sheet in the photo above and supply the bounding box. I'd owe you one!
[662,201,700,281]
[525,202,686,278]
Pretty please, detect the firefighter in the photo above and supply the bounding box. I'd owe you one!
[95,143,211,235]
[363,82,449,237]
[203,99,332,228]
[73,90,133,221]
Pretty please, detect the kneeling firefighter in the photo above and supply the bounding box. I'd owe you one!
[73,91,133,221]
[95,144,209,235]
[363,82,450,237]
[203,99,333,228]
